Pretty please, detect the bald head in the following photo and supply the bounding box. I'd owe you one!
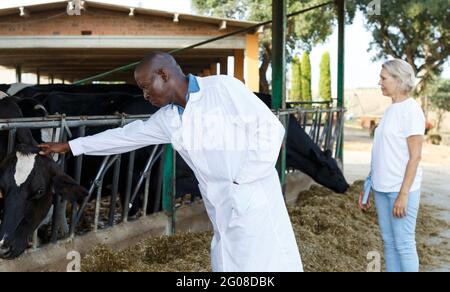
[135,52,180,74]
[134,52,188,108]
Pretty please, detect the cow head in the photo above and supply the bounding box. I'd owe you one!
[0,144,87,259]
[15,98,51,144]
[309,148,349,193]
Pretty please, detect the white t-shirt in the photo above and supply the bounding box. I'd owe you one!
[371,98,425,193]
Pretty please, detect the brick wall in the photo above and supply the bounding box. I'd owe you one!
[0,8,242,37]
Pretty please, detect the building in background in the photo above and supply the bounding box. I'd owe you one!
[0,0,260,90]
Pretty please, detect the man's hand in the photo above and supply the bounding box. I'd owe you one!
[38,142,71,156]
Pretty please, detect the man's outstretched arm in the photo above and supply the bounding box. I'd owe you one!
[38,111,170,156]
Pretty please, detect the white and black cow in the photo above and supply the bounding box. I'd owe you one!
[0,96,38,161]
[0,96,87,258]
[0,144,87,259]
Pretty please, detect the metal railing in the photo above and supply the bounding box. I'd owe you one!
[1,113,165,247]
[0,106,345,253]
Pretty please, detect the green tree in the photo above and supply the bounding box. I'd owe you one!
[426,78,450,132]
[191,0,248,19]
[193,0,356,93]
[355,0,450,113]
[301,51,312,103]
[319,51,332,102]
[289,56,302,102]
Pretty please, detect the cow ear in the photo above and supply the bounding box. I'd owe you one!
[52,174,88,203]
[324,149,332,158]
[310,147,326,164]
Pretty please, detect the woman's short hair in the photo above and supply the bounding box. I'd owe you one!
[382,59,416,93]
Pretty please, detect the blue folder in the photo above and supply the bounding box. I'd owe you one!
[362,174,372,205]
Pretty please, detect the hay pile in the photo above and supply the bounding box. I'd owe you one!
[82,232,212,272]
[82,181,448,272]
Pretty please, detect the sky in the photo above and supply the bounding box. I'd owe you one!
[0,0,449,91]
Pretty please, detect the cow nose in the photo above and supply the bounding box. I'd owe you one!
[0,245,9,252]
[0,247,11,258]
[0,234,9,248]
[0,241,10,256]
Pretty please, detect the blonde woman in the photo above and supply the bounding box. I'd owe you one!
[359,59,425,272]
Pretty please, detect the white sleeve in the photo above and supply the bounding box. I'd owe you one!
[220,77,285,183]
[403,103,425,138]
[68,110,170,156]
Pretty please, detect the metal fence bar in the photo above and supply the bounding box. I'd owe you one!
[7,129,16,154]
[70,125,85,237]
[0,109,344,130]
[129,146,162,209]
[315,109,323,144]
[75,155,111,224]
[94,181,103,233]
[142,172,151,217]
[162,145,175,235]
[108,155,121,227]
[153,157,164,214]
[122,151,135,223]
[50,194,61,243]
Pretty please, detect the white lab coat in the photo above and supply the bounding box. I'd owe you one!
[69,75,303,272]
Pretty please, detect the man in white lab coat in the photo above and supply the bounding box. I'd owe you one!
[38,52,303,272]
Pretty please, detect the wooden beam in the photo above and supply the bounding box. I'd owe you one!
[245,34,260,91]
[36,68,40,85]
[220,57,228,75]
[16,64,22,83]
[234,49,244,82]
[210,63,217,75]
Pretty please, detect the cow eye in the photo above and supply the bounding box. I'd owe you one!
[32,188,45,199]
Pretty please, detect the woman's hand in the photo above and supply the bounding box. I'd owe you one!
[38,142,71,156]
[358,191,371,211]
[393,193,409,218]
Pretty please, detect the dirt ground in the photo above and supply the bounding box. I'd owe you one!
[81,126,449,272]
[81,180,448,272]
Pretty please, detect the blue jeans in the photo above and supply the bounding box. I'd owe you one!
[374,189,421,272]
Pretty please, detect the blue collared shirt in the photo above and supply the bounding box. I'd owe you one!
[172,74,200,116]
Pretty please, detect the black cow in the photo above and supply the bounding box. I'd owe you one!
[33,92,140,116]
[14,84,141,99]
[286,115,349,193]
[0,85,9,93]
[252,93,349,194]
[0,144,87,259]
